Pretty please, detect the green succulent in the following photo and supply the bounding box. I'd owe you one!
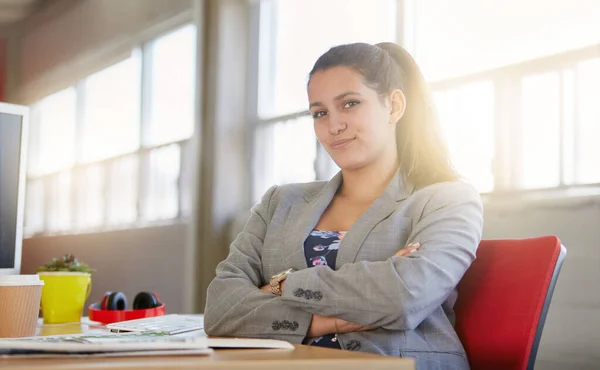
[37,254,95,274]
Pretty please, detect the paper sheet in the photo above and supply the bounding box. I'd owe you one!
[0,331,293,358]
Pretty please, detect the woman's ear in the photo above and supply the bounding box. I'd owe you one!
[389,89,406,125]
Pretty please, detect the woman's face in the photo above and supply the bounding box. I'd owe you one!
[307,66,404,172]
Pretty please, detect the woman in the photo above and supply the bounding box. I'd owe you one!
[204,42,483,370]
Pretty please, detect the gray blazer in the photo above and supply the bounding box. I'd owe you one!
[204,171,483,370]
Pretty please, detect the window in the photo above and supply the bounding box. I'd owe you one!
[414,1,600,192]
[252,1,600,199]
[575,58,600,184]
[143,145,180,221]
[106,155,139,226]
[80,56,141,163]
[253,116,317,202]
[427,51,600,192]
[145,24,196,146]
[46,172,72,233]
[28,88,76,177]
[252,0,398,201]
[258,0,397,119]
[520,72,561,189]
[434,81,495,192]
[73,164,105,230]
[24,24,197,237]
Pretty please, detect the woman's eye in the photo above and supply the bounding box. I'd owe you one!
[312,110,327,119]
[343,100,360,109]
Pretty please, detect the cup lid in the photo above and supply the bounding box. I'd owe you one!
[0,274,44,286]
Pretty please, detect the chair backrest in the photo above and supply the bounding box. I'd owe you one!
[454,236,566,370]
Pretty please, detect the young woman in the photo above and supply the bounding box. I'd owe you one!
[204,42,483,370]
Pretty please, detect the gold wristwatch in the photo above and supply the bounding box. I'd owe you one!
[270,268,295,296]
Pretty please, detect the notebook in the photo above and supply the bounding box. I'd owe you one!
[106,314,204,335]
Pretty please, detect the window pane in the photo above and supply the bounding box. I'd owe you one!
[562,69,576,185]
[46,172,72,232]
[435,81,495,192]
[28,88,76,176]
[179,140,193,219]
[106,155,139,226]
[24,179,44,235]
[576,58,600,184]
[520,72,561,189]
[81,56,141,163]
[253,116,317,202]
[73,164,104,230]
[146,24,196,146]
[143,145,180,221]
[258,0,397,118]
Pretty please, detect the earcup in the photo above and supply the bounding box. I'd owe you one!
[132,292,160,310]
[101,291,128,310]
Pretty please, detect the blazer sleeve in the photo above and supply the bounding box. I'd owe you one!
[203,185,313,342]
[280,181,483,331]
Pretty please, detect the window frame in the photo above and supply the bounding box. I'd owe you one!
[428,43,600,194]
[25,23,197,237]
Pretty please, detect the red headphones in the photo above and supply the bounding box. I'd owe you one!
[97,291,162,311]
[89,291,165,324]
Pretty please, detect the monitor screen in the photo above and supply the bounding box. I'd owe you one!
[0,103,28,274]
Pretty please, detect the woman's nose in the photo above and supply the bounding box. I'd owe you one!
[328,113,347,135]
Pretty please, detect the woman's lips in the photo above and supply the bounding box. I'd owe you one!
[330,138,355,150]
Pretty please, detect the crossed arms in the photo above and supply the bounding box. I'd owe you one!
[204,183,483,342]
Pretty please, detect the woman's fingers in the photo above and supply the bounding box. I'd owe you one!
[394,242,420,257]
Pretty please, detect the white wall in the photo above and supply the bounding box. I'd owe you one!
[483,195,600,370]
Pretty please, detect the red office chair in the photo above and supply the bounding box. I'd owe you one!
[454,236,566,370]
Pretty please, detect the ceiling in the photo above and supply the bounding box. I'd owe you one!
[0,0,45,26]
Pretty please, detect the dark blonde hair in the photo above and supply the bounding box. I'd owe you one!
[308,42,459,188]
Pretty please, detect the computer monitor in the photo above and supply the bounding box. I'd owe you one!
[0,102,29,275]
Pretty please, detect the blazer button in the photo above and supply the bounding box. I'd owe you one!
[293,288,305,298]
[304,290,313,300]
[281,320,291,330]
[271,321,281,331]
[313,291,323,301]
[346,340,361,351]
[291,321,299,331]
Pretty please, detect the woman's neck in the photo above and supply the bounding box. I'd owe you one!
[338,151,399,203]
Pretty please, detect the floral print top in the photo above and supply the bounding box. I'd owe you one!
[303,229,346,349]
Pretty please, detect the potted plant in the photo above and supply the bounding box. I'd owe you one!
[37,254,95,324]
[37,254,95,274]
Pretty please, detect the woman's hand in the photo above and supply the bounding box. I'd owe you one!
[260,284,271,293]
[308,315,376,337]
[333,317,376,333]
[259,279,286,294]
[394,242,420,257]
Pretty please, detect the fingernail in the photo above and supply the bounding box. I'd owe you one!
[407,242,420,248]
[409,249,418,253]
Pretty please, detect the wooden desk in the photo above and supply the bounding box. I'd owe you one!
[0,320,415,370]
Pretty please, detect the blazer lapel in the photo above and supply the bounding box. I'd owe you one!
[282,172,343,270]
[336,170,415,267]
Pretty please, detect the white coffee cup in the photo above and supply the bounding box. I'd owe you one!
[0,275,44,338]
